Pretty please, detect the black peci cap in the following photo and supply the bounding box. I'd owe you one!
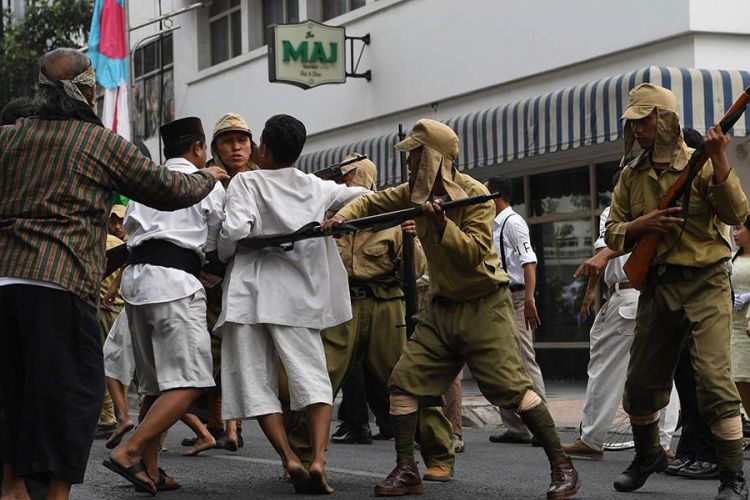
[160,117,205,148]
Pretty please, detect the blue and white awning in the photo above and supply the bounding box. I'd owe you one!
[296,66,750,185]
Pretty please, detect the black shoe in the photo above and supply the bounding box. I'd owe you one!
[331,424,373,444]
[181,436,198,447]
[716,469,749,500]
[372,430,394,440]
[613,448,668,492]
[679,460,720,479]
[489,431,532,444]
[664,457,693,476]
[332,422,350,439]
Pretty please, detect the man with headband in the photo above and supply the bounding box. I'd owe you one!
[0,48,227,499]
[605,84,748,499]
[323,119,580,499]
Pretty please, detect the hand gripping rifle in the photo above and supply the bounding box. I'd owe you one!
[237,192,503,251]
[623,85,750,289]
[312,153,369,180]
[398,124,419,337]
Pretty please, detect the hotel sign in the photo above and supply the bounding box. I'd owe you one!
[268,21,346,89]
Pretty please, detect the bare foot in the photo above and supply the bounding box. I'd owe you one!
[182,433,217,457]
[105,419,135,450]
[286,459,310,494]
[308,461,334,495]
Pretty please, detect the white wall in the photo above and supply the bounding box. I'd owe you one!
[130,0,750,162]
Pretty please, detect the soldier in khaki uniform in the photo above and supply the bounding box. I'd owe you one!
[605,84,749,500]
[286,154,456,480]
[325,120,580,499]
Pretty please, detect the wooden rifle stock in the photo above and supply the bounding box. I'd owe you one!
[623,86,750,289]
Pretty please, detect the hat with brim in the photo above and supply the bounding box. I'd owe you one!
[212,113,253,141]
[621,104,656,121]
[110,204,127,219]
[395,135,422,153]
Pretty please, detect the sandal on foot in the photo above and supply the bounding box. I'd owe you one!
[103,457,156,496]
[135,468,181,492]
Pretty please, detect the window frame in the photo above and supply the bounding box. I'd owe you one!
[132,34,175,141]
[208,0,243,66]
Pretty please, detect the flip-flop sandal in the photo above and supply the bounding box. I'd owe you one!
[102,457,156,496]
[135,468,181,492]
[105,423,135,450]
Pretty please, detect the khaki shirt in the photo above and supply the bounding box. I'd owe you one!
[99,234,125,308]
[337,172,508,302]
[337,226,426,299]
[605,152,748,267]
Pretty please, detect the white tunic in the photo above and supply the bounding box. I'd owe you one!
[216,167,369,332]
[120,158,226,305]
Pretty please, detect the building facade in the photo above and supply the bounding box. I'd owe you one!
[127,0,750,378]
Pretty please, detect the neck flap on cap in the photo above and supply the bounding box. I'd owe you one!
[409,146,467,204]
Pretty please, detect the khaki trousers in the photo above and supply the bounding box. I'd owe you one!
[625,263,740,426]
[498,289,546,436]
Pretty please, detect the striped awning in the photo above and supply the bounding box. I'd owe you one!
[297,66,750,185]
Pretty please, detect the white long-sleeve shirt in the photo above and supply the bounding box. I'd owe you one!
[215,167,369,331]
[120,157,225,305]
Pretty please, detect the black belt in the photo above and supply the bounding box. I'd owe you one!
[126,239,202,278]
[509,283,526,292]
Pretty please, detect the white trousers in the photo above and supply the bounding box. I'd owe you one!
[103,311,135,386]
[221,322,333,420]
[580,288,680,451]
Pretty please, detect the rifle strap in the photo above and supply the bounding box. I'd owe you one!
[498,213,517,272]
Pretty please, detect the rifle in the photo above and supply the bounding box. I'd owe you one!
[623,85,750,289]
[237,192,503,251]
[398,124,419,337]
[313,153,369,180]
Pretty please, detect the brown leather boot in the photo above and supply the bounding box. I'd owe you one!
[374,462,424,496]
[547,456,581,499]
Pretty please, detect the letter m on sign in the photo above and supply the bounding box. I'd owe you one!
[283,41,308,62]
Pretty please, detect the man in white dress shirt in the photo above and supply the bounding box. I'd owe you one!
[105,117,225,494]
[485,177,547,445]
[216,114,369,495]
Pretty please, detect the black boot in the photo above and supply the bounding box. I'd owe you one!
[613,448,668,492]
[331,421,350,439]
[331,423,373,444]
[716,469,749,500]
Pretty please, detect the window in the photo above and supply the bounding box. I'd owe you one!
[261,0,299,46]
[132,34,174,141]
[530,167,590,217]
[209,0,242,65]
[322,0,366,20]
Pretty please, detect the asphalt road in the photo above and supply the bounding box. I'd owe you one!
[71,421,724,499]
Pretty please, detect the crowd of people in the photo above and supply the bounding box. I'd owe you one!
[0,47,748,500]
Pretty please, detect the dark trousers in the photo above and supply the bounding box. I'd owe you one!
[339,358,391,433]
[673,341,718,462]
[0,285,104,484]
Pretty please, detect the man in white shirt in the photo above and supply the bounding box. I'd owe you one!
[216,114,369,495]
[105,117,225,494]
[485,177,546,444]
[562,171,679,460]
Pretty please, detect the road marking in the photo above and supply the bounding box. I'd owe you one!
[212,454,384,479]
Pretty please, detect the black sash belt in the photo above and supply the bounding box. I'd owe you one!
[126,239,201,278]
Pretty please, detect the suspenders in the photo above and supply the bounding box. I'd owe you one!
[498,213,517,272]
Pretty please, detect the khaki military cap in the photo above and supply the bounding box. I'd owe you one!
[621,83,678,120]
[395,119,460,162]
[110,204,127,219]
[213,112,252,140]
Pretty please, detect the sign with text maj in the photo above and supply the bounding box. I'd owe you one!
[268,21,346,89]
